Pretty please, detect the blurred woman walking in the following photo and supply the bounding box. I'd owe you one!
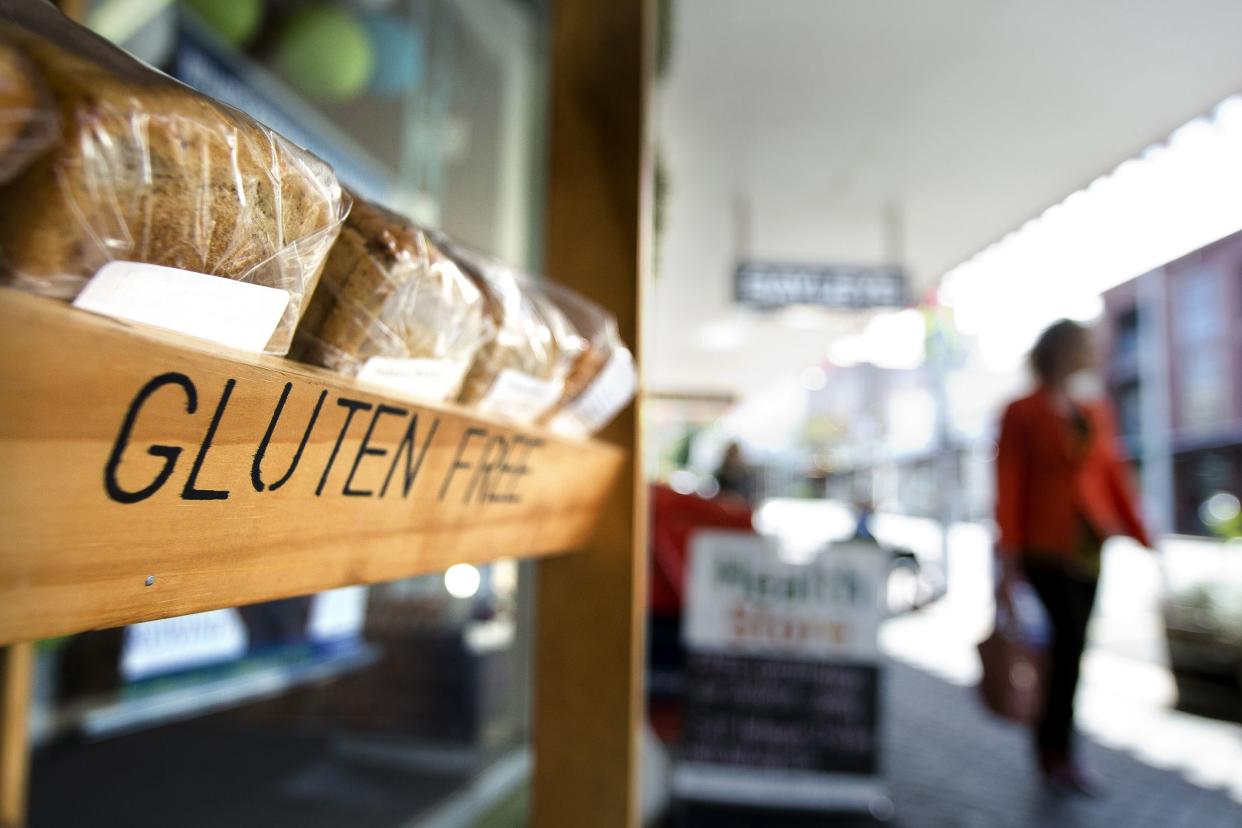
[995,319,1151,794]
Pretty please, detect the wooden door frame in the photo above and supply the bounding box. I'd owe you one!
[533,2,652,826]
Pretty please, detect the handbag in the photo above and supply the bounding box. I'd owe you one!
[977,587,1048,725]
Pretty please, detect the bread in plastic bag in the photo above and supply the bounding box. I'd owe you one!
[0,1,346,355]
[0,38,57,184]
[449,247,586,424]
[537,283,637,436]
[294,195,494,402]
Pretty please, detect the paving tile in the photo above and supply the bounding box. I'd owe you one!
[881,659,1242,828]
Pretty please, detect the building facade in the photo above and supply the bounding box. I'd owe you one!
[1101,228,1242,536]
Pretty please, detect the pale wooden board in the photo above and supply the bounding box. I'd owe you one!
[0,643,32,828]
[532,1,651,826]
[0,290,624,645]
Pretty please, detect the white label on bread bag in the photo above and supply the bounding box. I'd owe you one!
[549,349,637,437]
[358,357,468,403]
[74,261,289,353]
[475,369,563,423]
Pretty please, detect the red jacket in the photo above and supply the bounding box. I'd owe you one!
[995,388,1150,557]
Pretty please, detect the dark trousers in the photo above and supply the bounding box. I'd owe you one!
[1023,559,1098,760]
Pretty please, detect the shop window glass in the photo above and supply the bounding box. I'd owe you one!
[1174,267,1228,428]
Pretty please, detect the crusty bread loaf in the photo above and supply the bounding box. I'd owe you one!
[452,253,584,408]
[0,39,55,184]
[297,197,420,369]
[455,264,544,406]
[295,195,492,388]
[560,342,610,405]
[0,4,344,354]
[532,289,588,392]
[0,43,34,152]
[541,285,617,408]
[536,285,633,434]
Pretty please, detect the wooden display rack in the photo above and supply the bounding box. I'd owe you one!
[0,285,625,820]
[1,3,649,825]
[0,289,627,645]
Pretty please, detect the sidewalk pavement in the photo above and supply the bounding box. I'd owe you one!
[675,657,1240,828]
[883,658,1240,827]
[670,511,1242,826]
[878,519,1242,826]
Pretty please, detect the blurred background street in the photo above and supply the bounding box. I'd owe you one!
[661,506,1242,825]
[880,521,1242,825]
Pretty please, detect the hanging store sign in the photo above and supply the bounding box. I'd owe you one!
[734,262,906,309]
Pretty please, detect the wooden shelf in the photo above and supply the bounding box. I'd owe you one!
[0,290,625,646]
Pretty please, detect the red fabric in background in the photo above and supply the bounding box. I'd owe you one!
[648,484,754,617]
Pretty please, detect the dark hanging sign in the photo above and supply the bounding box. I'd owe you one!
[734,262,907,309]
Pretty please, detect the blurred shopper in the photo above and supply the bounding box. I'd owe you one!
[852,498,877,542]
[714,441,757,505]
[647,484,753,739]
[995,319,1152,794]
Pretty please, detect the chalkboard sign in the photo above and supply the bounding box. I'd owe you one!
[683,653,878,774]
[675,532,887,811]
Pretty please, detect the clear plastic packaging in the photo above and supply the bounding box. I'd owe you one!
[0,2,346,355]
[0,39,58,185]
[449,246,586,425]
[538,284,638,436]
[294,196,494,403]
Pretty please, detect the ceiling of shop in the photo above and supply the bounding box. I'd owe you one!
[649,0,1242,396]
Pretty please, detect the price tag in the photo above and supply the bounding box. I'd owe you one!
[358,357,468,403]
[548,348,636,436]
[475,368,563,423]
[73,261,289,353]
